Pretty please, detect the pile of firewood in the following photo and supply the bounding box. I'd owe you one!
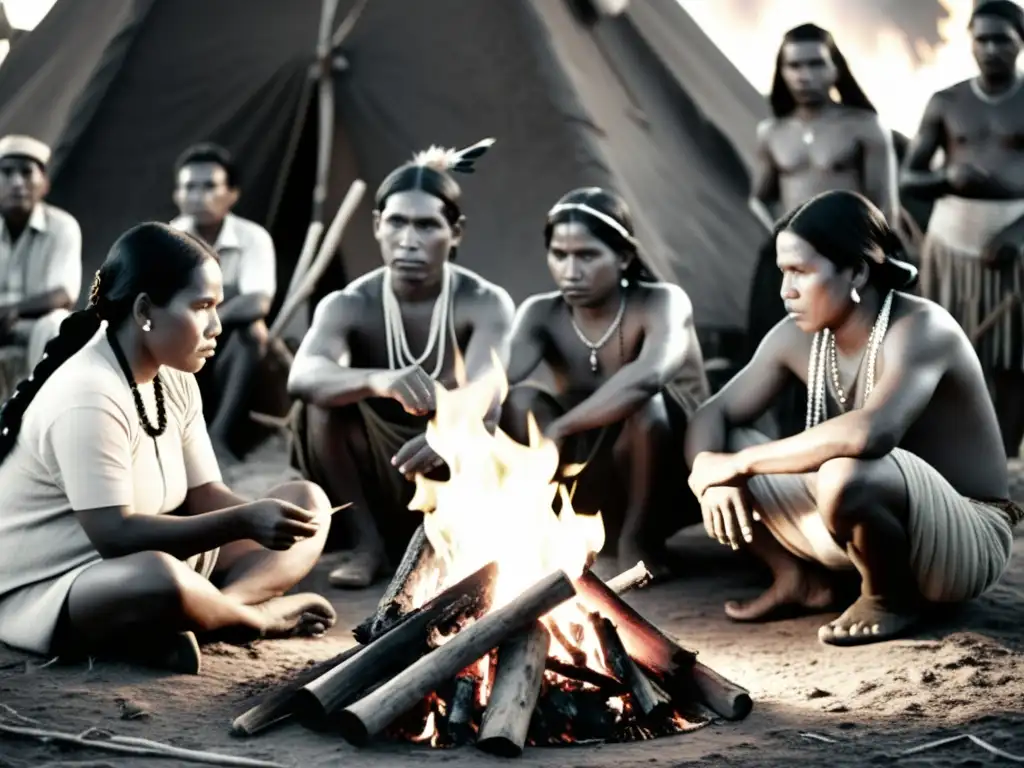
[231,528,751,757]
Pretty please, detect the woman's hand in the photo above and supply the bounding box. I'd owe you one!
[238,499,321,550]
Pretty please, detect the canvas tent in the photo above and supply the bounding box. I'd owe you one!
[0,0,766,355]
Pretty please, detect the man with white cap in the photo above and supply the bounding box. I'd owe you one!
[0,134,82,369]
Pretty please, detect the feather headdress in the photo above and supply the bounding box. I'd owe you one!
[412,137,496,175]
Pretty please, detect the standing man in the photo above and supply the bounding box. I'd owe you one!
[900,0,1024,458]
[0,135,82,370]
[746,24,899,437]
[287,139,516,589]
[170,143,278,462]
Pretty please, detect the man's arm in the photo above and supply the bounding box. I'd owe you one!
[287,291,390,408]
[749,119,781,232]
[683,318,797,465]
[218,226,276,325]
[899,93,950,201]
[861,114,901,224]
[1,214,82,318]
[732,307,954,477]
[549,286,695,438]
[505,295,552,387]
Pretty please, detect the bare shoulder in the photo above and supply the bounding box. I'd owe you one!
[514,290,561,325]
[842,107,890,139]
[889,292,966,356]
[755,117,779,143]
[450,264,515,317]
[309,277,379,329]
[634,281,693,317]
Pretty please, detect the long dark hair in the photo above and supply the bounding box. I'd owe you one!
[0,223,217,464]
[774,190,917,291]
[544,187,656,285]
[374,139,495,262]
[769,24,876,118]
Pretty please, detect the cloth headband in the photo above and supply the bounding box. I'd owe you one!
[547,202,636,244]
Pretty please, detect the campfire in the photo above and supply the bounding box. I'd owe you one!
[232,365,751,756]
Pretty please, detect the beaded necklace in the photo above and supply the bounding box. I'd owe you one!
[382,263,452,379]
[805,290,894,430]
[107,328,167,438]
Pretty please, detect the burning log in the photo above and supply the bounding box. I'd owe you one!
[575,569,695,677]
[337,569,577,746]
[476,622,551,758]
[544,657,627,695]
[293,561,497,726]
[588,613,671,719]
[547,620,587,667]
[586,568,752,722]
[447,674,478,745]
[605,561,652,594]
[230,645,361,737]
[353,524,435,644]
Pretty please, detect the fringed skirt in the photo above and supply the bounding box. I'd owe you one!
[920,196,1024,371]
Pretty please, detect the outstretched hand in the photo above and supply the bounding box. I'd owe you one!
[392,433,445,478]
[688,451,744,499]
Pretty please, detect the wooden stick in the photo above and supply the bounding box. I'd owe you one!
[283,221,325,302]
[970,290,1022,344]
[690,661,752,721]
[337,569,577,746]
[269,180,366,340]
[293,561,497,726]
[0,722,283,767]
[574,569,696,677]
[606,561,652,594]
[447,673,478,745]
[230,644,361,736]
[547,619,587,667]
[476,622,551,757]
[544,657,628,695]
[353,524,436,644]
[589,613,671,718]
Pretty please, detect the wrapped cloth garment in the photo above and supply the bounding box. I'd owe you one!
[920,196,1024,370]
[727,428,1018,604]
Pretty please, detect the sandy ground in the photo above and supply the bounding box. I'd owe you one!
[1,434,1022,768]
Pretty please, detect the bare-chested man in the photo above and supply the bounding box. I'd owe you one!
[686,190,1020,646]
[287,140,515,589]
[501,188,710,579]
[900,0,1024,458]
[747,24,899,438]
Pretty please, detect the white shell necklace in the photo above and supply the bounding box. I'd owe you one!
[570,293,627,372]
[382,262,452,379]
[805,290,894,430]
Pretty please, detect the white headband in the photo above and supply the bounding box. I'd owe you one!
[548,202,635,244]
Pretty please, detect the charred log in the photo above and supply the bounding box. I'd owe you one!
[589,613,671,718]
[337,569,576,746]
[476,622,550,757]
[293,560,497,726]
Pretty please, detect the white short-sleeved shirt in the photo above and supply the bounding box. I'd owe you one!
[170,213,276,301]
[0,330,222,653]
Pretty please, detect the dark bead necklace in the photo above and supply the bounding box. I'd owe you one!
[106,327,167,438]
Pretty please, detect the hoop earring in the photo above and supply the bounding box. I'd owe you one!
[142,320,152,332]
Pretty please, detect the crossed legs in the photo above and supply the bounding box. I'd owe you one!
[55,481,335,667]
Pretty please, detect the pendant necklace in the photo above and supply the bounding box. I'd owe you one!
[570,293,627,373]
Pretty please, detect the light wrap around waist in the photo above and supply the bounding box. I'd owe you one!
[927,196,1024,255]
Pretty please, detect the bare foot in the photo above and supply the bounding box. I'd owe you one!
[328,550,383,589]
[725,564,835,622]
[818,595,919,646]
[617,535,672,583]
[255,593,337,638]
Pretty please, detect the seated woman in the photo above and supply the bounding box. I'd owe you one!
[685,190,1020,646]
[0,223,336,674]
[501,187,710,578]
